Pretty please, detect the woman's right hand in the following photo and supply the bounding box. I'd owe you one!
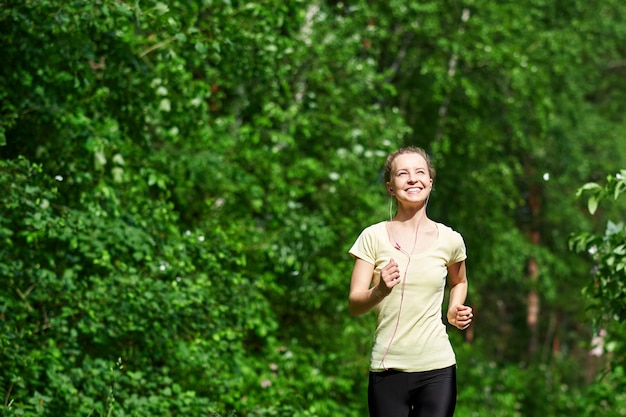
[377,258,401,295]
[349,258,401,316]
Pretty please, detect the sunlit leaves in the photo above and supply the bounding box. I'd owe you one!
[2,0,626,416]
[570,173,626,375]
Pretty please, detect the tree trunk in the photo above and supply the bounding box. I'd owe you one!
[527,186,541,355]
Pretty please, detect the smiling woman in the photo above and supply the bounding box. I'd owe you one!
[348,146,473,417]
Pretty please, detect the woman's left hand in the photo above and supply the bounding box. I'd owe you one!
[447,304,473,330]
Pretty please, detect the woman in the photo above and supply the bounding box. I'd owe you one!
[348,146,473,417]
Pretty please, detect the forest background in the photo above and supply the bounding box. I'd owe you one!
[2,1,626,416]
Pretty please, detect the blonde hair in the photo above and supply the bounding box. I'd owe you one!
[383,146,436,184]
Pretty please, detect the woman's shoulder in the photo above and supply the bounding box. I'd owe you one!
[361,220,387,233]
[350,221,388,259]
[355,220,388,240]
[435,221,464,240]
[435,222,466,261]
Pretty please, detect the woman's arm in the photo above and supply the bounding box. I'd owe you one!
[446,260,473,330]
[348,257,400,316]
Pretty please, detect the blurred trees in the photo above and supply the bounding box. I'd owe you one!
[1,1,625,416]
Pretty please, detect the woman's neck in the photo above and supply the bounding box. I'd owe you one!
[392,205,429,226]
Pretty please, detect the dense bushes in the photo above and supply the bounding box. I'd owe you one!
[2,1,626,416]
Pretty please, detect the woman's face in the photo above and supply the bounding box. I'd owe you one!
[387,152,433,202]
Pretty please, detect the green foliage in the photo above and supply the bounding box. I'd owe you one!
[1,0,399,415]
[455,340,626,417]
[569,171,626,371]
[0,156,254,416]
[2,0,626,416]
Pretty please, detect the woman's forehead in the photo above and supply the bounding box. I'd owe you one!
[392,152,428,169]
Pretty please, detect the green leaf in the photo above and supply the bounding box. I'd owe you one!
[588,195,599,215]
[614,179,626,200]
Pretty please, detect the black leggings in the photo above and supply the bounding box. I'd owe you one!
[368,365,457,417]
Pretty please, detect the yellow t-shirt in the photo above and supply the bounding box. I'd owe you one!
[349,221,467,372]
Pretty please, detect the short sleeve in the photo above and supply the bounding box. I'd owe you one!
[448,231,467,265]
[348,226,378,265]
